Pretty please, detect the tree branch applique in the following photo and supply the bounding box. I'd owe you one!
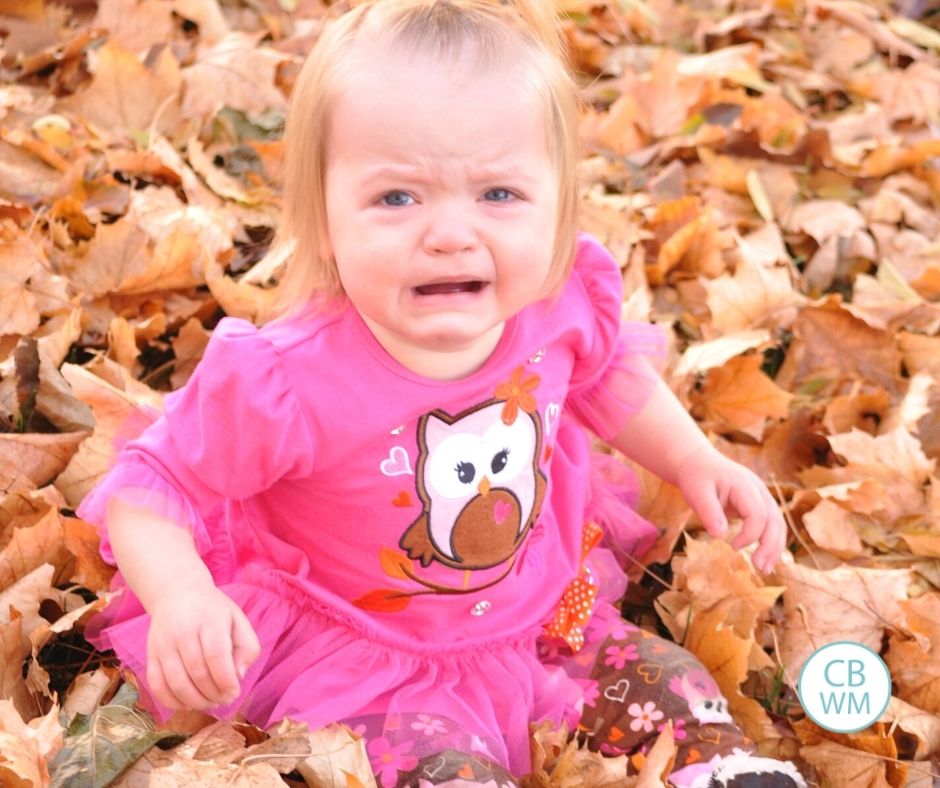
[352,548,518,612]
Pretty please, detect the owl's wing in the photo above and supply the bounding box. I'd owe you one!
[399,514,438,568]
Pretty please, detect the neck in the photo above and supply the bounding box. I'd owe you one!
[361,317,505,381]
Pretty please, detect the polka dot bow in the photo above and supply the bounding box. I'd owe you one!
[544,522,603,653]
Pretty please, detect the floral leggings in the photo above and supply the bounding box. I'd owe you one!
[350,619,751,787]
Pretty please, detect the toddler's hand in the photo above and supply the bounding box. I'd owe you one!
[145,583,260,711]
[675,446,786,573]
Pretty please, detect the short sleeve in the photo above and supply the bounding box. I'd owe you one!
[76,317,314,560]
[565,234,667,441]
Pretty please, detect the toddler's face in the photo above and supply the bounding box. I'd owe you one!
[323,44,558,375]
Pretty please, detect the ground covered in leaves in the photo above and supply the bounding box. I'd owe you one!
[1,0,939,785]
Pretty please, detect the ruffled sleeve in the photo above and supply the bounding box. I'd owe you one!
[565,234,667,442]
[76,317,315,563]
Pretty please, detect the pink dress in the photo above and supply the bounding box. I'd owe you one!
[78,233,666,775]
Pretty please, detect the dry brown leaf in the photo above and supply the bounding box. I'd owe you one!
[649,212,724,284]
[62,515,115,593]
[828,427,934,487]
[147,757,287,787]
[525,720,629,788]
[169,317,210,388]
[801,498,865,559]
[180,32,292,120]
[93,0,175,54]
[0,505,70,591]
[0,616,35,719]
[887,594,940,714]
[795,716,908,787]
[626,464,690,569]
[882,696,940,761]
[704,258,804,333]
[0,432,89,494]
[0,700,63,788]
[0,136,73,205]
[55,363,160,508]
[106,317,140,372]
[775,562,912,680]
[631,50,702,139]
[853,61,940,127]
[633,719,674,787]
[775,297,902,395]
[61,667,121,723]
[59,42,181,137]
[673,330,770,376]
[692,354,793,440]
[63,218,153,299]
[292,723,377,788]
[822,388,892,435]
[0,563,56,638]
[786,199,867,246]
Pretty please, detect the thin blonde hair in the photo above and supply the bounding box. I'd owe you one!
[262,0,581,323]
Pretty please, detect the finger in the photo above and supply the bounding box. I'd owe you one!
[180,634,227,704]
[753,495,787,572]
[729,483,768,550]
[147,655,185,711]
[683,480,728,537]
[161,650,217,710]
[200,622,240,701]
[230,609,261,680]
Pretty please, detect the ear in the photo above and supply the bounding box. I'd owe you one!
[423,412,450,452]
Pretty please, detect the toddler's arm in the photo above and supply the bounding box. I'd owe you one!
[605,357,786,573]
[107,497,260,710]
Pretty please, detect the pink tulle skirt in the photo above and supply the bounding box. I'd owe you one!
[83,453,658,777]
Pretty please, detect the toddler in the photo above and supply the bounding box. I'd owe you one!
[79,1,805,786]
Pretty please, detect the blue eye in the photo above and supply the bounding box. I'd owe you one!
[484,188,514,202]
[382,191,414,207]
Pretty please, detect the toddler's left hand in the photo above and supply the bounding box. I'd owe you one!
[674,445,786,573]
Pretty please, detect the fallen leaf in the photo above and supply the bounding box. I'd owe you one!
[180,32,292,120]
[49,683,186,788]
[0,432,88,494]
[886,594,940,714]
[692,354,793,440]
[775,562,911,680]
[0,700,63,788]
[55,364,160,508]
[59,42,182,137]
[704,258,804,333]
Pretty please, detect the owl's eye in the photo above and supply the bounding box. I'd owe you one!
[491,448,509,474]
[454,461,476,484]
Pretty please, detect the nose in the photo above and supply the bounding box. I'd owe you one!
[422,200,477,256]
[477,476,491,496]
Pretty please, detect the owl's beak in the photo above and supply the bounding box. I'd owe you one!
[477,476,491,496]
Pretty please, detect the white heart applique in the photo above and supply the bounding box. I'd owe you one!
[603,678,630,703]
[380,446,413,476]
[544,402,560,436]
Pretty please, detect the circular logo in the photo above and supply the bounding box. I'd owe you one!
[797,641,891,733]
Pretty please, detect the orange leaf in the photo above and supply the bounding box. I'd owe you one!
[379,548,413,581]
[352,589,410,613]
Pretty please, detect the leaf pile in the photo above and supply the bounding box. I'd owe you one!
[0,0,939,785]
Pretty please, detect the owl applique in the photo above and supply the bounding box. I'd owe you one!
[399,399,547,571]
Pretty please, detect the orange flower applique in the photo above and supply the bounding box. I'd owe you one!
[494,366,540,425]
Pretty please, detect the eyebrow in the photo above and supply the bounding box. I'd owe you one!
[359,164,538,185]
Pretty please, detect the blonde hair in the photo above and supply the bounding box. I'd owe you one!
[263,0,581,323]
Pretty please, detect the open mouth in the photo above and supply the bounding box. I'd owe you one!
[414,281,484,296]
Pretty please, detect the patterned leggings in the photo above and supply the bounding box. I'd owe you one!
[350,620,751,787]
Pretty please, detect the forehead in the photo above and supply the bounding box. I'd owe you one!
[325,41,553,163]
